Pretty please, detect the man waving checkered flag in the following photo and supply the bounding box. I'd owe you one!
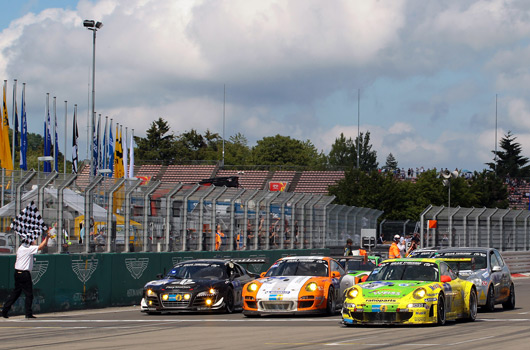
[11,201,48,244]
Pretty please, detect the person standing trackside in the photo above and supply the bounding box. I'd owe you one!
[2,229,51,319]
[388,234,402,259]
[344,238,353,256]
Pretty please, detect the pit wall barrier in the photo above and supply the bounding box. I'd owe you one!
[0,249,328,316]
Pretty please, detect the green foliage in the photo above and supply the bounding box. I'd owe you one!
[135,118,176,165]
[383,153,398,171]
[487,131,530,177]
[251,134,322,167]
[328,133,356,168]
[330,168,510,221]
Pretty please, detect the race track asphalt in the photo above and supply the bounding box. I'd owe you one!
[1,277,529,350]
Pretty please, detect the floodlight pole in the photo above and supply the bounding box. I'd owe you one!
[84,20,103,178]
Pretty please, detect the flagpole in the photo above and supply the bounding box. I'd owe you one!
[53,96,57,172]
[11,79,16,169]
[21,83,26,171]
[129,128,134,178]
[64,101,68,174]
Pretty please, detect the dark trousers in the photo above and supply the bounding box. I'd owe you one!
[2,270,33,316]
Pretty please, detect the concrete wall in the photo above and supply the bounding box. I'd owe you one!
[0,249,328,316]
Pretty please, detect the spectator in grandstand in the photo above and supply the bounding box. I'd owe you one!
[344,238,353,256]
[284,219,291,246]
[246,219,254,250]
[79,221,85,244]
[269,219,280,249]
[388,235,402,259]
[294,220,299,248]
[215,225,225,251]
[406,233,420,256]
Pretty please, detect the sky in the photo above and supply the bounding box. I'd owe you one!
[1,0,530,172]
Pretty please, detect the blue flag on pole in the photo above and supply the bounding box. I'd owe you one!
[107,120,114,177]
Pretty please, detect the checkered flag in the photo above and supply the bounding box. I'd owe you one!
[11,201,48,244]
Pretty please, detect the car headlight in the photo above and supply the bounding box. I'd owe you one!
[247,283,259,292]
[347,287,359,299]
[413,288,427,300]
[305,282,318,292]
[470,278,482,287]
[146,289,155,297]
[162,294,169,301]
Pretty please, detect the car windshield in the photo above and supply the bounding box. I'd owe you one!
[167,263,227,280]
[265,259,329,277]
[366,261,439,282]
[342,260,376,272]
[436,252,487,270]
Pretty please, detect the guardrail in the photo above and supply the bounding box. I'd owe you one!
[503,251,530,274]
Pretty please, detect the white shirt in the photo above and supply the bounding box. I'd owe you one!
[14,244,39,271]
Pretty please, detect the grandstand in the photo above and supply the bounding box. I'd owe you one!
[75,164,346,195]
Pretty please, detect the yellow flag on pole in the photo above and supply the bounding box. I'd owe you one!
[1,82,13,171]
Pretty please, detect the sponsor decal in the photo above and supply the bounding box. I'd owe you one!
[399,283,415,287]
[268,294,284,300]
[264,290,291,294]
[72,258,98,283]
[125,258,149,279]
[425,298,437,302]
[443,283,452,293]
[482,271,490,278]
[31,261,48,285]
[372,290,401,296]
[429,283,441,291]
[362,281,394,290]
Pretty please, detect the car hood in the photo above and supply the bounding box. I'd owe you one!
[255,276,312,300]
[144,278,226,291]
[356,281,431,299]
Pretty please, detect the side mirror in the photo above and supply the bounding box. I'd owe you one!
[360,275,369,282]
[260,272,266,278]
[331,271,341,278]
[440,275,452,283]
[492,265,502,272]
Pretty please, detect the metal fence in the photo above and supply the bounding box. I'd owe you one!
[420,205,530,251]
[0,169,382,254]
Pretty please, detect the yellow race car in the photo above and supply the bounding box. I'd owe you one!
[342,258,478,326]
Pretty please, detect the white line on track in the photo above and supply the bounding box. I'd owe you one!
[448,335,496,346]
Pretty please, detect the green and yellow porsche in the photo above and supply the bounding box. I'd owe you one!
[341,258,478,326]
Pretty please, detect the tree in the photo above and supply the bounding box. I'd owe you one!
[328,133,356,168]
[224,133,251,165]
[469,170,509,208]
[135,118,176,165]
[251,134,322,167]
[487,131,530,178]
[383,153,398,171]
[356,131,378,171]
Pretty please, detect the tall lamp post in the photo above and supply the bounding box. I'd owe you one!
[83,19,103,178]
[441,169,458,246]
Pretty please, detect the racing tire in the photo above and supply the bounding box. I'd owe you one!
[482,286,495,312]
[502,284,516,310]
[437,294,446,326]
[465,288,478,322]
[326,287,336,315]
[225,288,235,314]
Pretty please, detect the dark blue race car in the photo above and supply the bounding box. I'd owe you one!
[141,259,256,314]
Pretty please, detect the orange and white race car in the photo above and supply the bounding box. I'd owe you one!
[242,256,345,316]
